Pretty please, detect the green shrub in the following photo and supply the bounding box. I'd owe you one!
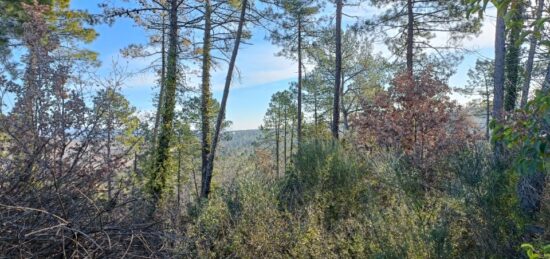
[178,141,536,258]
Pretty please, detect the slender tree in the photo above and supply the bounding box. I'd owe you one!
[201,0,248,199]
[266,0,320,145]
[200,0,214,199]
[520,0,545,107]
[456,59,494,139]
[493,6,507,157]
[332,0,343,139]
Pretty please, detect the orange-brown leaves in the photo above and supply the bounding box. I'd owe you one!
[356,69,477,168]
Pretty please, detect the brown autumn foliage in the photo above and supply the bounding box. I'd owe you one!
[355,69,478,169]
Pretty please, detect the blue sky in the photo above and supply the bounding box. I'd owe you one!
[70,1,496,130]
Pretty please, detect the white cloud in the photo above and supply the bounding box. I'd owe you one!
[125,72,158,89]
[433,7,497,51]
[463,11,497,49]
[210,43,298,91]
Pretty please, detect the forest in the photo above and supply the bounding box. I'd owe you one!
[0,0,549,257]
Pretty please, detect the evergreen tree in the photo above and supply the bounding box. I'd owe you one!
[265,0,321,145]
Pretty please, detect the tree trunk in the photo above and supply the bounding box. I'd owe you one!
[202,0,247,199]
[504,0,523,111]
[520,0,544,108]
[493,12,506,158]
[275,121,280,177]
[406,0,414,75]
[177,148,181,209]
[332,0,343,140]
[107,91,113,200]
[200,0,213,199]
[297,19,303,146]
[340,72,349,131]
[314,87,318,129]
[152,14,167,148]
[485,80,491,140]
[283,108,287,171]
[542,62,550,93]
[152,0,179,203]
[290,119,294,158]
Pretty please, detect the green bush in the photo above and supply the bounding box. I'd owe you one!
[178,141,537,258]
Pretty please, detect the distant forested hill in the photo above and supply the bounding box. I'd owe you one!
[218,129,262,156]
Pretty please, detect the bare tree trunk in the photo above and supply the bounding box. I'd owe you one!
[543,62,550,93]
[152,0,179,203]
[297,18,303,146]
[275,118,280,177]
[332,0,343,140]
[520,0,544,107]
[177,148,181,209]
[107,92,113,200]
[340,72,349,131]
[290,119,294,158]
[200,0,213,199]
[283,108,287,171]
[493,12,506,158]
[314,88,318,129]
[485,81,491,140]
[406,0,414,76]
[202,0,247,199]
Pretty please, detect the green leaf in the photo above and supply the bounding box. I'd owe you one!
[522,243,535,251]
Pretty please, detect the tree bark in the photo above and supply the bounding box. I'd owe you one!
[340,72,349,131]
[152,14,167,148]
[177,148,181,208]
[332,0,343,140]
[200,0,213,199]
[406,0,414,75]
[297,18,303,145]
[283,108,287,171]
[485,79,491,140]
[504,0,523,111]
[275,118,280,177]
[107,90,113,200]
[152,0,179,203]
[520,0,544,107]
[202,0,247,199]
[493,12,506,157]
[542,62,550,93]
[290,119,294,158]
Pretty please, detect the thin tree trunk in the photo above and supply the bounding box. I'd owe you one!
[504,0,523,111]
[202,0,247,199]
[493,12,506,158]
[177,148,181,209]
[520,0,544,107]
[485,80,491,140]
[283,108,287,171]
[200,0,213,199]
[275,120,280,177]
[107,92,113,200]
[314,87,318,129]
[152,14,167,148]
[297,19,303,146]
[542,62,550,93]
[152,0,179,203]
[406,0,414,75]
[340,72,349,131]
[290,119,294,158]
[332,0,343,140]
